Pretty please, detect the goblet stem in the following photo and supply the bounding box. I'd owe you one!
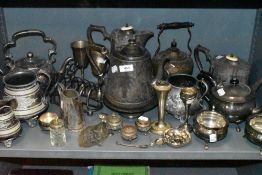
[80,68,84,80]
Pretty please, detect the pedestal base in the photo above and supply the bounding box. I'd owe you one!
[150,121,171,135]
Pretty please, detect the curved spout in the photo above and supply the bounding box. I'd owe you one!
[152,58,170,85]
[135,31,154,47]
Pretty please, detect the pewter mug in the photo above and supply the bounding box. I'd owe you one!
[58,83,85,132]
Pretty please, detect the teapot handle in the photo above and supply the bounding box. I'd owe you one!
[36,70,51,96]
[3,29,57,69]
[251,77,262,93]
[194,44,212,72]
[154,22,194,56]
[87,24,110,45]
[197,78,209,101]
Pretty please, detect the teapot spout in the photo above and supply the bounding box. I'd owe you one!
[152,58,170,85]
[135,31,154,47]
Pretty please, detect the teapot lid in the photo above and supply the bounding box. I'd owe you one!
[15,52,47,70]
[156,40,188,61]
[212,78,251,103]
[117,39,149,60]
[121,24,134,31]
[225,54,239,62]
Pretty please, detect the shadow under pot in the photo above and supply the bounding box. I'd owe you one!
[193,109,228,150]
[2,70,50,127]
[245,113,262,155]
[205,76,262,132]
[166,74,208,120]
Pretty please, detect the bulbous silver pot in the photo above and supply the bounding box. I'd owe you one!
[193,109,228,149]
[166,74,208,120]
[245,113,262,154]
[3,29,57,91]
[0,102,22,148]
[2,70,50,127]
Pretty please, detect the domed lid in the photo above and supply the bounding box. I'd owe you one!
[121,124,137,137]
[15,52,47,70]
[117,39,149,61]
[166,40,188,60]
[226,54,239,62]
[213,54,250,70]
[108,113,122,127]
[212,78,251,103]
[50,119,64,129]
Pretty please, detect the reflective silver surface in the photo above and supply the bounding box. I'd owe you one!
[250,116,262,133]
[197,111,227,129]
[163,125,191,148]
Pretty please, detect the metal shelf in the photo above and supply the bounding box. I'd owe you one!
[0,104,261,160]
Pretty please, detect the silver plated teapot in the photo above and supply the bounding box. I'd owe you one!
[194,45,251,84]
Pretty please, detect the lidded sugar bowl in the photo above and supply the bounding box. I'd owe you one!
[0,99,22,147]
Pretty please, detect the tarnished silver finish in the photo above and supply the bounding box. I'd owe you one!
[58,83,85,132]
[135,116,151,132]
[0,104,22,148]
[121,124,137,141]
[201,73,262,125]
[2,70,50,122]
[99,112,122,131]
[194,45,251,84]
[153,22,194,76]
[151,80,172,135]
[193,108,228,148]
[245,113,262,154]
[78,122,109,148]
[71,40,89,79]
[162,125,192,148]
[166,74,208,120]
[87,24,167,118]
[3,29,57,91]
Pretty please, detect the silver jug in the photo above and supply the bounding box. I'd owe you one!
[166,74,208,120]
[58,83,85,132]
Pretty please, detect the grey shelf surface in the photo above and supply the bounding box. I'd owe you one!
[0,104,262,160]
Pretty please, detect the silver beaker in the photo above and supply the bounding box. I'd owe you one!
[58,83,85,132]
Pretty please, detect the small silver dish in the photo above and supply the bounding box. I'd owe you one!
[193,109,228,150]
[38,112,59,131]
[163,125,192,148]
